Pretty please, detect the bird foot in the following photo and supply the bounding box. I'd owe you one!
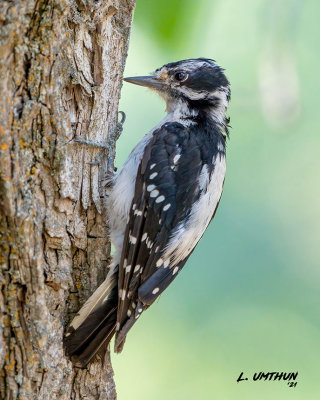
[73,111,126,165]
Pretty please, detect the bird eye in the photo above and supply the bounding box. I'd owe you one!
[174,72,188,82]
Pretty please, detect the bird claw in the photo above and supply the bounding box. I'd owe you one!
[118,111,126,125]
[113,111,126,141]
[72,111,126,165]
[73,138,110,150]
[88,154,104,165]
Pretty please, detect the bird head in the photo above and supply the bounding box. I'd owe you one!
[124,58,230,114]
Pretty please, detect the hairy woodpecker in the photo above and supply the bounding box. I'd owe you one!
[64,58,231,367]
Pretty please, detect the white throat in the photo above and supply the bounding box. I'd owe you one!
[166,88,229,129]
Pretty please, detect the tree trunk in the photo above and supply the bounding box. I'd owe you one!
[0,1,135,399]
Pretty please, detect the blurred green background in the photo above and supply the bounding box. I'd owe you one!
[112,0,320,399]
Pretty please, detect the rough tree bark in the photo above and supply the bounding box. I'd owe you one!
[0,1,135,399]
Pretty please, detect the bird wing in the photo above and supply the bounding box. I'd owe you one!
[115,121,225,350]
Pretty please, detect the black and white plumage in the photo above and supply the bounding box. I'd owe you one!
[64,58,231,366]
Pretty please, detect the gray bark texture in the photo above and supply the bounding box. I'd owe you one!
[0,0,135,399]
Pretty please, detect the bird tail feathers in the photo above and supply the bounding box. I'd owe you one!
[64,266,118,367]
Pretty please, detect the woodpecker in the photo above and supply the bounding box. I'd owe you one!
[64,58,231,367]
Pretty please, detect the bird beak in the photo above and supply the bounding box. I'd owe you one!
[123,75,165,90]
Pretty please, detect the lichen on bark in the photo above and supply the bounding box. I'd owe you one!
[0,1,135,399]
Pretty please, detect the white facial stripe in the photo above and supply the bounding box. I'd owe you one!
[178,86,207,100]
[209,87,230,125]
